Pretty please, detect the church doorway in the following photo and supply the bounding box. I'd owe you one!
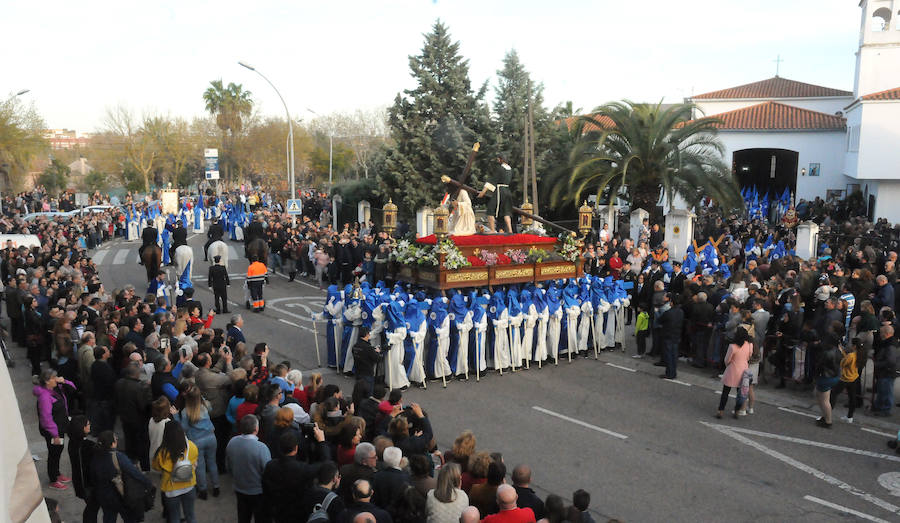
[732,148,798,199]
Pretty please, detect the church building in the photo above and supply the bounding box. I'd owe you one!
[686,0,900,222]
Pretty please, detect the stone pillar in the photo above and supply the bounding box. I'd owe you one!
[664,209,695,261]
[795,221,819,261]
[416,207,434,237]
[630,208,648,242]
[358,200,371,224]
[596,205,619,235]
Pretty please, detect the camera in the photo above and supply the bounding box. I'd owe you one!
[160,337,170,350]
[300,422,317,437]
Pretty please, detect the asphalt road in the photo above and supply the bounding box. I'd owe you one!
[18,233,900,522]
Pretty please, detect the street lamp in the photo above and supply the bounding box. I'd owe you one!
[238,61,295,198]
[306,108,334,185]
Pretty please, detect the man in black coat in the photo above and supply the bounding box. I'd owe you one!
[90,346,118,433]
[262,429,330,523]
[245,216,265,247]
[208,256,231,313]
[371,447,410,517]
[512,464,545,520]
[204,218,224,261]
[169,220,187,264]
[114,362,152,470]
[336,479,392,523]
[352,328,382,399]
[658,293,684,379]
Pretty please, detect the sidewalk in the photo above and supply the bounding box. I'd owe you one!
[601,333,900,437]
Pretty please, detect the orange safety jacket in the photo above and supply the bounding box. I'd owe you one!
[247,261,268,283]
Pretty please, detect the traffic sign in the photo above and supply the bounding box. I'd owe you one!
[286,199,303,215]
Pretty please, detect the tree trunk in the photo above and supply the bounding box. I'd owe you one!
[632,182,661,221]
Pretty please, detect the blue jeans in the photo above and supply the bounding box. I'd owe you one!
[163,488,197,523]
[875,377,895,413]
[195,434,219,491]
[663,339,678,378]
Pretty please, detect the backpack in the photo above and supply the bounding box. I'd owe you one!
[170,441,194,483]
[307,491,337,523]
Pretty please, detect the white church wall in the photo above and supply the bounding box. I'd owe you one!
[855,102,900,180]
[717,130,847,201]
[873,181,900,223]
[842,104,863,179]
[693,98,852,118]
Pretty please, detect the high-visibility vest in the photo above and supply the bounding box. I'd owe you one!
[247,261,267,282]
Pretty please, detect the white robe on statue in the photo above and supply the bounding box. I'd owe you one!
[385,327,410,390]
[370,304,386,346]
[326,299,343,364]
[492,310,511,370]
[407,322,427,384]
[127,221,140,241]
[450,190,476,236]
[453,312,473,377]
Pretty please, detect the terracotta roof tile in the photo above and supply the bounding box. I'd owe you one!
[861,86,900,101]
[562,114,615,133]
[704,101,845,131]
[692,76,852,100]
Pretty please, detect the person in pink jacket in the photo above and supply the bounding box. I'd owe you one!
[716,328,752,419]
[33,369,76,490]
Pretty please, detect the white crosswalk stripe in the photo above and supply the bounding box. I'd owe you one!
[98,244,248,266]
[92,250,109,265]
[112,249,129,265]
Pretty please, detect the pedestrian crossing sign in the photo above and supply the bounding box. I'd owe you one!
[287,199,303,215]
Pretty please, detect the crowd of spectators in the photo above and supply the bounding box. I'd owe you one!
[13,187,604,523]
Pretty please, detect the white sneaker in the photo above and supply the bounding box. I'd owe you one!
[737,410,747,416]
[632,354,643,359]
[747,408,754,415]
[841,415,853,423]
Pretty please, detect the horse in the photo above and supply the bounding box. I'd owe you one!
[174,244,194,281]
[206,240,229,269]
[140,244,161,282]
[245,237,268,264]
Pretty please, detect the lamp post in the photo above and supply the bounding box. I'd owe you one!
[238,61,295,198]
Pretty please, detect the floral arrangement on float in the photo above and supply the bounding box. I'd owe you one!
[558,232,581,262]
[436,239,470,270]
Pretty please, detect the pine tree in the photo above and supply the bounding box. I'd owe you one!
[378,21,496,218]
[493,50,552,209]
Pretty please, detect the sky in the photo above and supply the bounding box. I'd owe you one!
[2,0,862,132]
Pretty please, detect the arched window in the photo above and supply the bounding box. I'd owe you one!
[871,7,892,31]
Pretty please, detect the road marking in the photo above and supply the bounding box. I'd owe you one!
[278,319,300,328]
[665,379,691,387]
[803,495,890,523]
[778,407,819,419]
[703,421,900,516]
[862,427,896,439]
[706,423,900,463]
[711,390,736,398]
[92,250,109,265]
[605,363,636,373]
[532,406,627,440]
[112,249,129,265]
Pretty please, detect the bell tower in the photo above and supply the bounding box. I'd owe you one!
[855,0,900,97]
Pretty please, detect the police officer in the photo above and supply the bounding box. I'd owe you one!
[208,255,230,314]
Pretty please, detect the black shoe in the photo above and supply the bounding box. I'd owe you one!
[212,487,220,497]
[653,361,666,367]
[197,489,208,500]
[659,374,674,380]
[776,383,786,389]
[815,417,832,428]
[222,309,230,314]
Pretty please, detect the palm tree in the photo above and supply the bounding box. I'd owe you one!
[561,101,740,217]
[203,80,253,181]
